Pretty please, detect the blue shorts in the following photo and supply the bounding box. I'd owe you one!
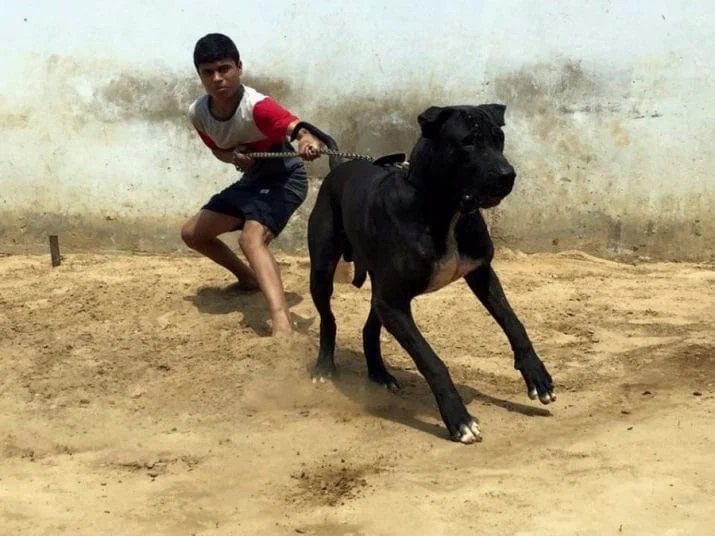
[202,156,308,237]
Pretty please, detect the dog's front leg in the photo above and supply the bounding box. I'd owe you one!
[465,265,555,404]
[373,298,482,443]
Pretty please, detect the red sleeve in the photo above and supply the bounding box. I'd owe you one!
[195,128,219,150]
[253,98,298,143]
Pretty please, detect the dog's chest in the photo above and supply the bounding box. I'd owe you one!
[425,214,485,293]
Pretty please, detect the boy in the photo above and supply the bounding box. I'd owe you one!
[181,33,324,337]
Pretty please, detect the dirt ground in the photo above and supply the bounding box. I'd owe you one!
[1,247,713,535]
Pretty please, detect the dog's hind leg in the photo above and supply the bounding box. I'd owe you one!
[363,306,400,392]
[307,197,342,382]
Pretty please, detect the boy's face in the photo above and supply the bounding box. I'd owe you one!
[197,58,242,100]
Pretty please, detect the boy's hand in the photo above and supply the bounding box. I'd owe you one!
[232,151,255,171]
[298,133,323,161]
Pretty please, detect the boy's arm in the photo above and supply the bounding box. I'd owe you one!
[210,147,237,164]
[206,141,253,170]
[252,98,324,161]
[193,126,253,169]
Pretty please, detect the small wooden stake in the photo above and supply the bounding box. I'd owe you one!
[49,235,61,267]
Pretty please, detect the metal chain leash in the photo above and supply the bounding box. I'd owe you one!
[242,148,376,162]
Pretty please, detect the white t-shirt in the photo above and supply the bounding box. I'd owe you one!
[188,85,298,152]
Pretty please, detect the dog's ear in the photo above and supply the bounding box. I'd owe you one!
[418,106,451,139]
[484,104,506,127]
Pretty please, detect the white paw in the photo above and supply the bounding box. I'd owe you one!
[456,421,483,444]
[529,388,556,404]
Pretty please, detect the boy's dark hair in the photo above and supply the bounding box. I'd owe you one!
[193,33,240,69]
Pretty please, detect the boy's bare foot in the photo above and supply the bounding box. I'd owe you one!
[271,312,294,337]
[272,327,294,338]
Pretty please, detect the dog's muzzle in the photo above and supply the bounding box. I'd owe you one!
[477,166,516,209]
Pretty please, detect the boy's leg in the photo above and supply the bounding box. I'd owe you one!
[181,209,259,289]
[238,220,293,335]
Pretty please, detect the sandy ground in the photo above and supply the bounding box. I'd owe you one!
[1,247,713,535]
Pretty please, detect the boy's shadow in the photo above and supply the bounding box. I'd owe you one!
[184,284,314,337]
[315,349,552,441]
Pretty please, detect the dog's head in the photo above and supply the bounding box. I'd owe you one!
[417,104,515,212]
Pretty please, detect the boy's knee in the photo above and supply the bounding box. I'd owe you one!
[181,221,203,249]
[239,221,272,252]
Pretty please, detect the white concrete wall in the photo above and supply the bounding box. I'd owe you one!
[1,0,713,260]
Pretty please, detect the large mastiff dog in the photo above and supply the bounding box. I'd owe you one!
[298,104,555,444]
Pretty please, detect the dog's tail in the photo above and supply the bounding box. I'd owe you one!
[290,121,344,171]
[351,261,368,288]
[341,241,367,288]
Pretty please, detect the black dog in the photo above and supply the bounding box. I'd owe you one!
[297,104,555,444]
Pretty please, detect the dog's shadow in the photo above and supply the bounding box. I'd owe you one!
[184,285,314,337]
[317,348,552,441]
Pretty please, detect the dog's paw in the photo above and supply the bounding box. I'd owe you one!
[311,360,336,384]
[451,420,483,444]
[368,370,401,392]
[442,401,483,444]
[515,354,555,404]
